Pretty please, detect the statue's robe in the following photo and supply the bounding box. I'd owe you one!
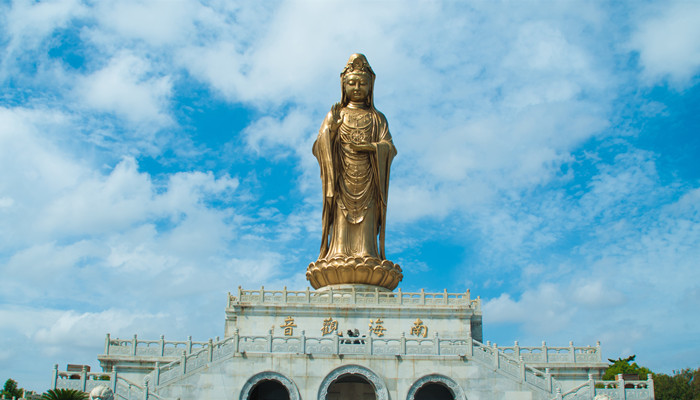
[313,107,396,261]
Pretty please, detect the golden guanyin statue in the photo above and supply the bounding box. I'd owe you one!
[306,54,403,291]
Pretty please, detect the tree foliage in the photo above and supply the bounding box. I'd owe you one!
[654,368,700,400]
[603,355,652,380]
[1,379,23,398]
[40,389,88,400]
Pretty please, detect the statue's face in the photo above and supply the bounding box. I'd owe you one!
[344,73,370,103]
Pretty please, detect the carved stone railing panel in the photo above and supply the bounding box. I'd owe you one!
[230,287,480,310]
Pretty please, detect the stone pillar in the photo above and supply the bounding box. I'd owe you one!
[104,333,111,355]
[159,335,165,356]
[51,364,58,390]
[617,374,625,400]
[110,369,117,393]
[132,334,138,356]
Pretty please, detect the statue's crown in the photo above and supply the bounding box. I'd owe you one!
[341,53,375,78]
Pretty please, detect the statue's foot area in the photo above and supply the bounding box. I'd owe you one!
[306,256,403,290]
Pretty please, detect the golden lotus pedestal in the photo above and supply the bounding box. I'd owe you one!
[306,256,403,290]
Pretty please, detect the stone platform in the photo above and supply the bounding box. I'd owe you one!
[53,287,654,400]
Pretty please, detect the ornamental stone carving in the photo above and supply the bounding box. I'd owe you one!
[406,374,466,400]
[318,364,388,400]
[89,385,114,400]
[239,371,300,400]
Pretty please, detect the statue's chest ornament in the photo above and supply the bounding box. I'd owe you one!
[341,111,372,144]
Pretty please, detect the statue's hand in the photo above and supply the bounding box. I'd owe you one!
[349,143,376,152]
[330,102,342,132]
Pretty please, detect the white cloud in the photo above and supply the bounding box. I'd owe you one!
[75,52,173,126]
[631,2,700,87]
[1,0,85,59]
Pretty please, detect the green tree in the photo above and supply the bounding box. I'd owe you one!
[40,389,87,400]
[602,355,652,380]
[654,367,700,400]
[1,379,24,398]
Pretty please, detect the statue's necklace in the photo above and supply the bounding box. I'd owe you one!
[342,108,372,144]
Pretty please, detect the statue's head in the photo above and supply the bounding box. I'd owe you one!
[340,53,375,107]
[89,385,114,400]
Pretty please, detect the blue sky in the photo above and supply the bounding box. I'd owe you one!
[1,0,699,392]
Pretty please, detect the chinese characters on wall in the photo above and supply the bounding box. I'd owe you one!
[276,316,432,338]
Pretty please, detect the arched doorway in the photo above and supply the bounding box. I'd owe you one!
[414,382,454,400]
[240,372,300,400]
[318,365,388,400]
[327,373,375,400]
[406,375,465,400]
[249,380,289,400]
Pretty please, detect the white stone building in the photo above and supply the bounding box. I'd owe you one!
[52,286,653,400]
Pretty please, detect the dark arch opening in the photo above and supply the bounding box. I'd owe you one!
[249,379,290,400]
[414,382,454,400]
[327,373,376,400]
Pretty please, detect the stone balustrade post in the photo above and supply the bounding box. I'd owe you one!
[545,368,552,393]
[52,364,58,390]
[596,341,602,361]
[334,333,340,354]
[587,373,595,397]
[466,289,470,302]
[80,366,87,392]
[493,343,499,368]
[260,286,265,303]
[519,356,525,382]
[143,380,149,400]
[110,369,117,393]
[569,341,576,362]
[647,373,654,398]
[398,288,403,305]
[132,334,138,356]
[300,330,306,354]
[514,340,520,358]
[466,334,473,357]
[233,329,240,354]
[420,288,425,304]
[555,387,562,400]
[181,351,187,375]
[208,338,214,362]
[367,335,373,355]
[444,289,448,304]
[267,329,273,352]
[329,288,334,304]
[159,335,165,356]
[187,336,193,354]
[104,333,111,355]
[306,287,310,303]
[155,362,161,386]
[617,374,625,400]
[400,332,406,355]
[542,341,548,363]
[283,286,287,302]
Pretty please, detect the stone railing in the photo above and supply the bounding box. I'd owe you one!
[593,374,654,400]
[52,365,113,393]
[498,341,602,364]
[52,365,167,400]
[553,373,654,400]
[229,286,481,310]
[102,334,213,358]
[148,331,551,394]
